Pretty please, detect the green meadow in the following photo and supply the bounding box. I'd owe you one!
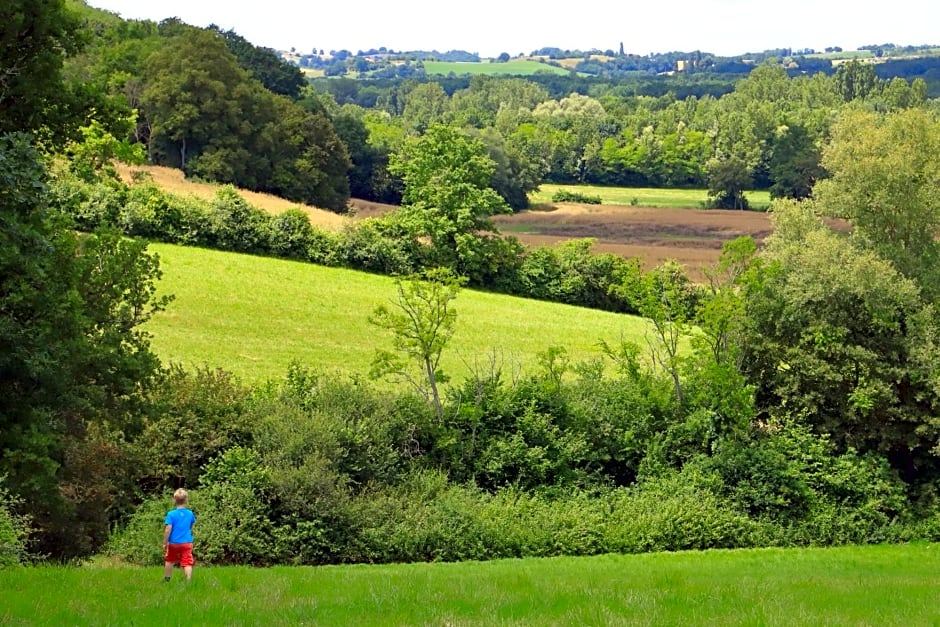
[423,59,571,76]
[530,183,772,210]
[4,544,938,624]
[143,243,645,384]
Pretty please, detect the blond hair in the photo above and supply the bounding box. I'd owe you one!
[173,488,189,506]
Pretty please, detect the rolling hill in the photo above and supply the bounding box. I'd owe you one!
[144,242,649,384]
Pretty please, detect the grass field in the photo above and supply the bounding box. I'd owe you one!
[144,243,645,384]
[423,59,571,76]
[529,183,772,211]
[3,544,938,624]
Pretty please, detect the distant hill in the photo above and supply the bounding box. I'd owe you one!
[283,43,940,86]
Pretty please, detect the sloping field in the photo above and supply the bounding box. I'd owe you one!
[114,164,350,230]
[144,243,646,384]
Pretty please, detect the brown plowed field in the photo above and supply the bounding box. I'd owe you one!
[492,202,775,280]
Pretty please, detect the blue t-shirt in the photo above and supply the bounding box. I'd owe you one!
[164,507,196,544]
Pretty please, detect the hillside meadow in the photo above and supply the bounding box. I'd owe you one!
[422,59,571,76]
[4,544,938,624]
[144,243,647,384]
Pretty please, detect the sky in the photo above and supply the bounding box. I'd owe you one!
[86,0,940,58]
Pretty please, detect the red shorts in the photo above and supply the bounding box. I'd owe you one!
[164,542,194,567]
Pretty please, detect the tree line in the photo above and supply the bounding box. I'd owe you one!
[60,1,935,217]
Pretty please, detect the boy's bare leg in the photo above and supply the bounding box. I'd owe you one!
[163,561,174,580]
[183,566,192,581]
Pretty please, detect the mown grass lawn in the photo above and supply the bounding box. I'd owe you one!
[143,243,645,384]
[3,544,938,624]
[530,183,772,211]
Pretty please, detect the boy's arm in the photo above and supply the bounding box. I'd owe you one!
[163,524,172,546]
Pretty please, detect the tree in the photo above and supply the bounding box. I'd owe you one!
[473,126,542,211]
[698,236,759,369]
[401,82,449,133]
[369,268,464,422]
[0,135,169,556]
[768,122,824,200]
[615,260,698,403]
[0,0,81,138]
[255,94,352,212]
[215,27,305,99]
[142,28,252,172]
[388,125,510,279]
[813,108,940,300]
[741,200,940,477]
[142,28,350,211]
[706,156,751,209]
[833,60,879,102]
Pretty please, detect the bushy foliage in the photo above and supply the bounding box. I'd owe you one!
[132,366,255,491]
[51,173,659,313]
[0,481,30,568]
[516,239,641,312]
[551,190,602,204]
[337,218,419,275]
[106,359,940,567]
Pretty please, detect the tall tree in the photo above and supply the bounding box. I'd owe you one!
[142,27,350,210]
[741,201,940,476]
[768,122,824,200]
[215,27,305,99]
[813,108,940,300]
[389,124,510,279]
[0,0,81,138]
[833,60,880,102]
[142,27,252,172]
[0,135,168,557]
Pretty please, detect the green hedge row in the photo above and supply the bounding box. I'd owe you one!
[101,366,931,567]
[51,175,649,314]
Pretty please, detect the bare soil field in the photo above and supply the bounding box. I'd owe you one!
[493,202,775,279]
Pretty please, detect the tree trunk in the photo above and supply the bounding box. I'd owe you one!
[425,358,443,423]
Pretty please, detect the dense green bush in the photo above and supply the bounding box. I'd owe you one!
[0,482,30,568]
[603,471,771,553]
[336,218,419,275]
[132,366,255,491]
[105,494,168,566]
[551,190,602,204]
[516,239,641,312]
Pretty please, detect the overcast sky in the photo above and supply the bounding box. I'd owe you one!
[87,0,939,58]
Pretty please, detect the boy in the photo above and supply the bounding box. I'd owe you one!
[163,488,196,582]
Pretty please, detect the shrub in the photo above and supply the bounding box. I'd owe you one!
[205,187,270,254]
[132,366,255,491]
[106,494,168,566]
[0,482,30,568]
[337,218,419,275]
[551,190,602,204]
[194,482,276,565]
[604,471,770,553]
[267,209,322,261]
